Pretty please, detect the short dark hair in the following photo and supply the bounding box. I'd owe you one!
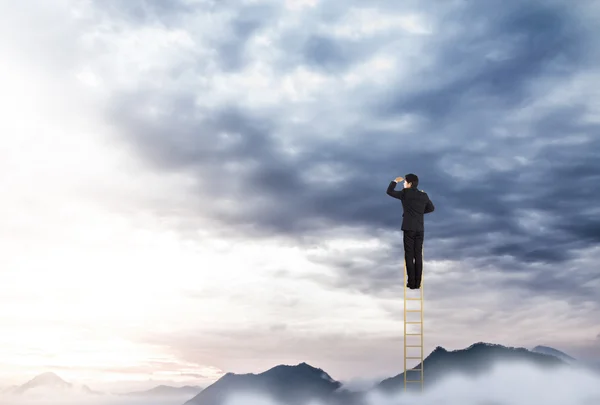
[405,173,419,188]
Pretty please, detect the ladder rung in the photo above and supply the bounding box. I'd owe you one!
[404,380,423,382]
[405,345,422,347]
[405,333,421,335]
[405,298,422,301]
[405,321,421,324]
[406,368,422,371]
[406,309,422,312]
[406,356,422,359]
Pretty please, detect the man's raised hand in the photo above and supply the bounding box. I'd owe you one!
[395,176,404,182]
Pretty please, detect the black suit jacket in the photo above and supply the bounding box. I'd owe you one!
[386,181,434,231]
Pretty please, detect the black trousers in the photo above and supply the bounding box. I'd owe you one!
[403,230,424,288]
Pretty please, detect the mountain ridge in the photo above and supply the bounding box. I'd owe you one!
[182,341,576,405]
[1,342,588,404]
[184,361,349,405]
[376,341,567,394]
[3,371,101,396]
[532,345,577,363]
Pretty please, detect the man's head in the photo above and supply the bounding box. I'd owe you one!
[404,173,419,189]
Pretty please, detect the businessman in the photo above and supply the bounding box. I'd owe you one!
[386,173,434,289]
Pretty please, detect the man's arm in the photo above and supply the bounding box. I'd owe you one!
[424,196,435,213]
[386,180,404,200]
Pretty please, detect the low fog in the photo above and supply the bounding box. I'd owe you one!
[364,361,600,405]
[3,361,600,405]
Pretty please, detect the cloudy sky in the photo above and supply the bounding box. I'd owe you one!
[1,0,599,394]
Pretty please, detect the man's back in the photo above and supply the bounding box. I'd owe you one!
[386,181,434,231]
[386,174,433,290]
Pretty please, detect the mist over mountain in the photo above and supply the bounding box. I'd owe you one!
[531,345,600,375]
[366,361,600,405]
[183,361,361,405]
[182,342,582,405]
[2,343,600,405]
[532,345,577,363]
[3,361,600,405]
[2,372,100,397]
[376,342,567,394]
[0,373,203,405]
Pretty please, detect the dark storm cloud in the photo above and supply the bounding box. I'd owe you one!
[380,1,586,120]
[101,0,600,303]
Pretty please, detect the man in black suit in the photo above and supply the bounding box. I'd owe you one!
[386,173,434,289]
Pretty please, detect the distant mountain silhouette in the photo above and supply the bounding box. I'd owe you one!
[181,343,576,404]
[5,372,101,396]
[376,342,567,394]
[124,384,203,397]
[183,362,363,405]
[2,343,580,404]
[531,345,600,375]
[532,345,577,363]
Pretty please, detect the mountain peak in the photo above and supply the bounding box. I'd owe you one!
[376,341,566,394]
[465,342,506,350]
[264,361,328,375]
[185,361,342,405]
[431,342,504,354]
[295,362,327,373]
[532,345,576,362]
[28,372,68,385]
[11,371,74,395]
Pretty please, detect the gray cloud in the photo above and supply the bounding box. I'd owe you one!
[88,0,600,358]
[96,0,196,26]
